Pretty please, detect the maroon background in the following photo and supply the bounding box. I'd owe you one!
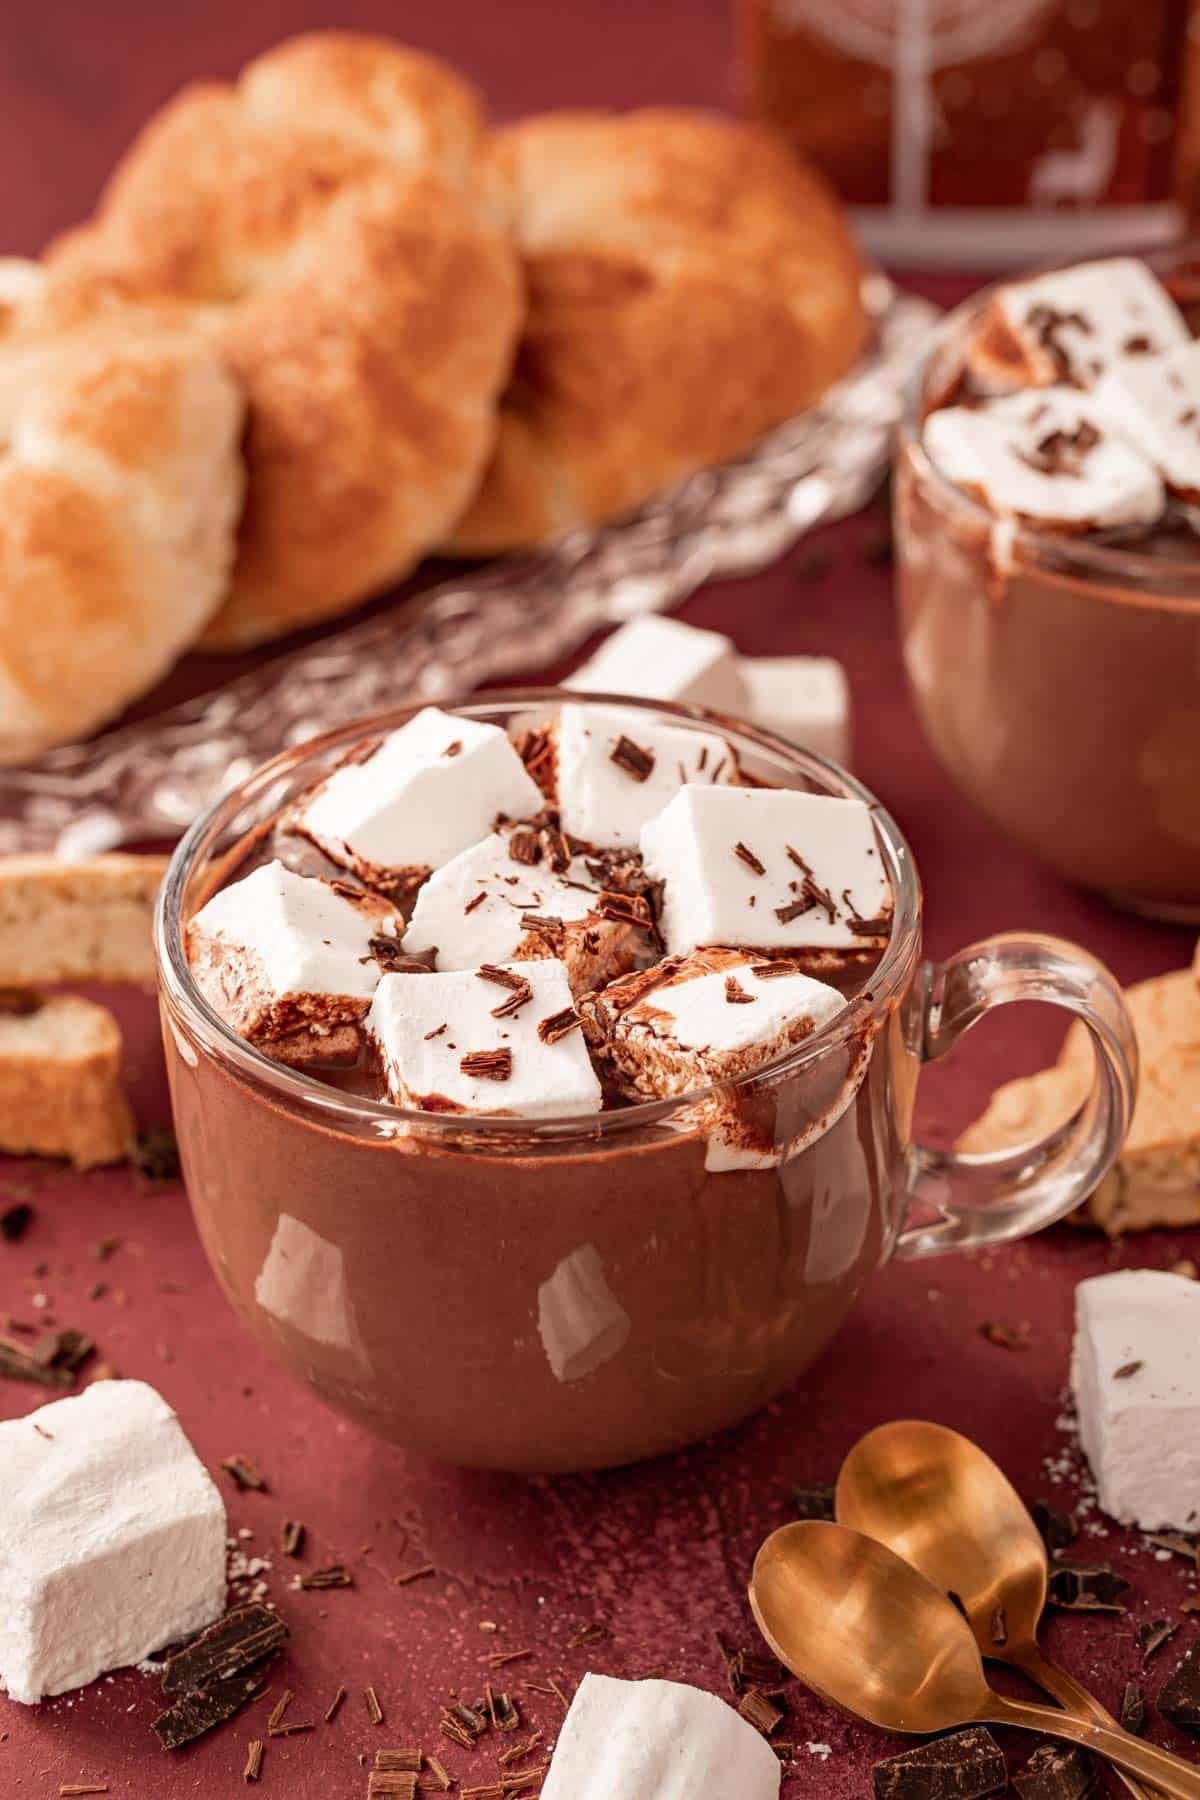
[1,4,1199,1797]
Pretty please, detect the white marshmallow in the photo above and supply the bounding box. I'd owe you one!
[297,707,543,883]
[0,1380,226,1704]
[640,785,890,957]
[1095,340,1200,500]
[971,257,1189,392]
[924,389,1164,531]
[404,829,640,990]
[556,703,736,850]
[1071,1269,1200,1531]
[541,1672,781,1800]
[739,657,851,766]
[367,959,603,1120]
[567,616,747,714]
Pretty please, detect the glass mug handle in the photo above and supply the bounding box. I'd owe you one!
[895,933,1139,1260]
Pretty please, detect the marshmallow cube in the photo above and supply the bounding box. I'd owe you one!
[0,1380,226,1704]
[567,615,747,714]
[297,707,543,883]
[367,959,603,1119]
[974,257,1189,391]
[739,657,851,766]
[1095,340,1200,501]
[556,703,736,850]
[924,389,1164,531]
[186,858,400,1054]
[641,785,890,956]
[541,1672,781,1800]
[1071,1269,1200,1531]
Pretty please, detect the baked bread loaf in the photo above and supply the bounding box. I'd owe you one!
[0,269,243,761]
[42,33,523,648]
[0,854,168,988]
[0,993,133,1169]
[445,110,868,554]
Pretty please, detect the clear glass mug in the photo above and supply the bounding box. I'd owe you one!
[895,245,1200,920]
[155,694,1137,1472]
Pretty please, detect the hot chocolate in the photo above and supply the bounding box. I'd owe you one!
[157,695,1137,1470]
[897,251,1200,917]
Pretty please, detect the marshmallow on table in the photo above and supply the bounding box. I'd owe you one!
[641,784,890,959]
[0,1380,226,1704]
[295,707,543,891]
[739,657,851,766]
[581,947,846,1102]
[555,703,737,850]
[541,1672,780,1800]
[566,615,747,714]
[1071,1269,1200,1531]
[187,858,403,1065]
[924,389,1164,532]
[1095,339,1200,502]
[367,958,603,1119]
[967,257,1189,392]
[404,827,650,994]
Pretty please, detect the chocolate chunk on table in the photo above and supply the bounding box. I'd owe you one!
[1046,1562,1130,1612]
[1160,1640,1200,1731]
[1013,1743,1096,1800]
[793,1481,836,1522]
[873,1727,1007,1800]
[154,1671,267,1750]
[161,1603,287,1695]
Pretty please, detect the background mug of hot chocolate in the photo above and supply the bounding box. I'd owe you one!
[155,694,1138,1472]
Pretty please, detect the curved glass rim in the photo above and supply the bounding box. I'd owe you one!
[155,688,924,1144]
[899,240,1200,598]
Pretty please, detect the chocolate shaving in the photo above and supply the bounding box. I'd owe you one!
[873,1726,1008,1800]
[460,1048,513,1081]
[478,964,528,991]
[989,1605,1007,1647]
[268,1689,310,1736]
[1137,1617,1178,1662]
[737,1688,783,1735]
[369,1773,417,1797]
[60,1785,111,1796]
[594,889,653,929]
[243,1739,264,1783]
[0,1325,92,1388]
[540,825,571,873]
[724,976,756,1005]
[464,890,488,915]
[324,1685,347,1722]
[979,1321,1029,1351]
[1019,418,1101,478]
[424,1756,453,1791]
[1046,1562,1129,1612]
[365,1685,385,1725]
[1032,1500,1077,1553]
[376,1750,422,1771]
[609,734,655,782]
[130,1129,181,1183]
[793,1482,837,1522]
[734,841,766,877]
[369,938,431,973]
[1113,1360,1143,1380]
[750,960,807,981]
[299,1564,353,1589]
[1158,1640,1200,1731]
[424,1024,447,1041]
[538,1006,581,1044]
[488,1686,520,1732]
[1013,1743,1096,1800]
[774,897,813,925]
[507,828,542,866]
[443,740,463,758]
[1119,1682,1145,1735]
[519,912,563,938]
[0,1201,33,1242]
[279,1518,305,1557]
[220,1455,267,1492]
[393,1562,436,1585]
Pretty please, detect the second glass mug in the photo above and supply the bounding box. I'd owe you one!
[156,694,1137,1472]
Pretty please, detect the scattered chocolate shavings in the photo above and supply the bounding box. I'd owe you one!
[1032,1500,1077,1554]
[1046,1562,1129,1613]
[750,960,807,981]
[594,889,653,929]
[519,912,562,939]
[979,1321,1029,1351]
[507,827,542,866]
[464,891,488,916]
[501,1771,546,1796]
[499,1732,543,1765]
[1137,1617,1178,1662]
[1119,1682,1145,1735]
[267,1689,312,1736]
[424,1024,447,1041]
[609,734,655,782]
[724,976,755,1005]
[459,1787,501,1800]
[424,1755,453,1791]
[487,1686,520,1731]
[369,1774,418,1798]
[774,897,812,925]
[0,1325,93,1388]
[478,964,527,991]
[1013,1742,1096,1800]
[443,740,463,758]
[90,1235,123,1262]
[793,1482,836,1522]
[394,1562,436,1586]
[1159,1640,1200,1730]
[370,939,432,973]
[873,1726,1007,1800]
[0,1201,32,1242]
[155,1671,269,1751]
[131,1128,181,1183]
[299,1564,353,1589]
[161,1604,288,1697]
[365,1685,385,1725]
[734,841,766,877]
[738,1688,783,1736]
[1113,1360,1143,1380]
[1019,419,1101,479]
[243,1738,264,1783]
[280,1518,305,1558]
[376,1750,422,1772]
[59,1788,110,1797]
[221,1455,267,1493]
[324,1686,347,1722]
[541,825,571,872]
[537,1007,581,1045]
[989,1605,1007,1647]
[460,1048,513,1081]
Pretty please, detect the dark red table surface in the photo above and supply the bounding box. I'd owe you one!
[2,4,1199,1796]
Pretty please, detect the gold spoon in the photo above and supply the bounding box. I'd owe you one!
[749,1522,1200,1800]
[835,1419,1151,1799]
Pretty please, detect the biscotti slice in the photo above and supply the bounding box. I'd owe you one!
[0,854,168,988]
[0,993,133,1168]
[958,967,1200,1235]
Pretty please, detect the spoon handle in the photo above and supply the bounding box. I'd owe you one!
[982,1695,1200,1800]
[1013,1647,1158,1800]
